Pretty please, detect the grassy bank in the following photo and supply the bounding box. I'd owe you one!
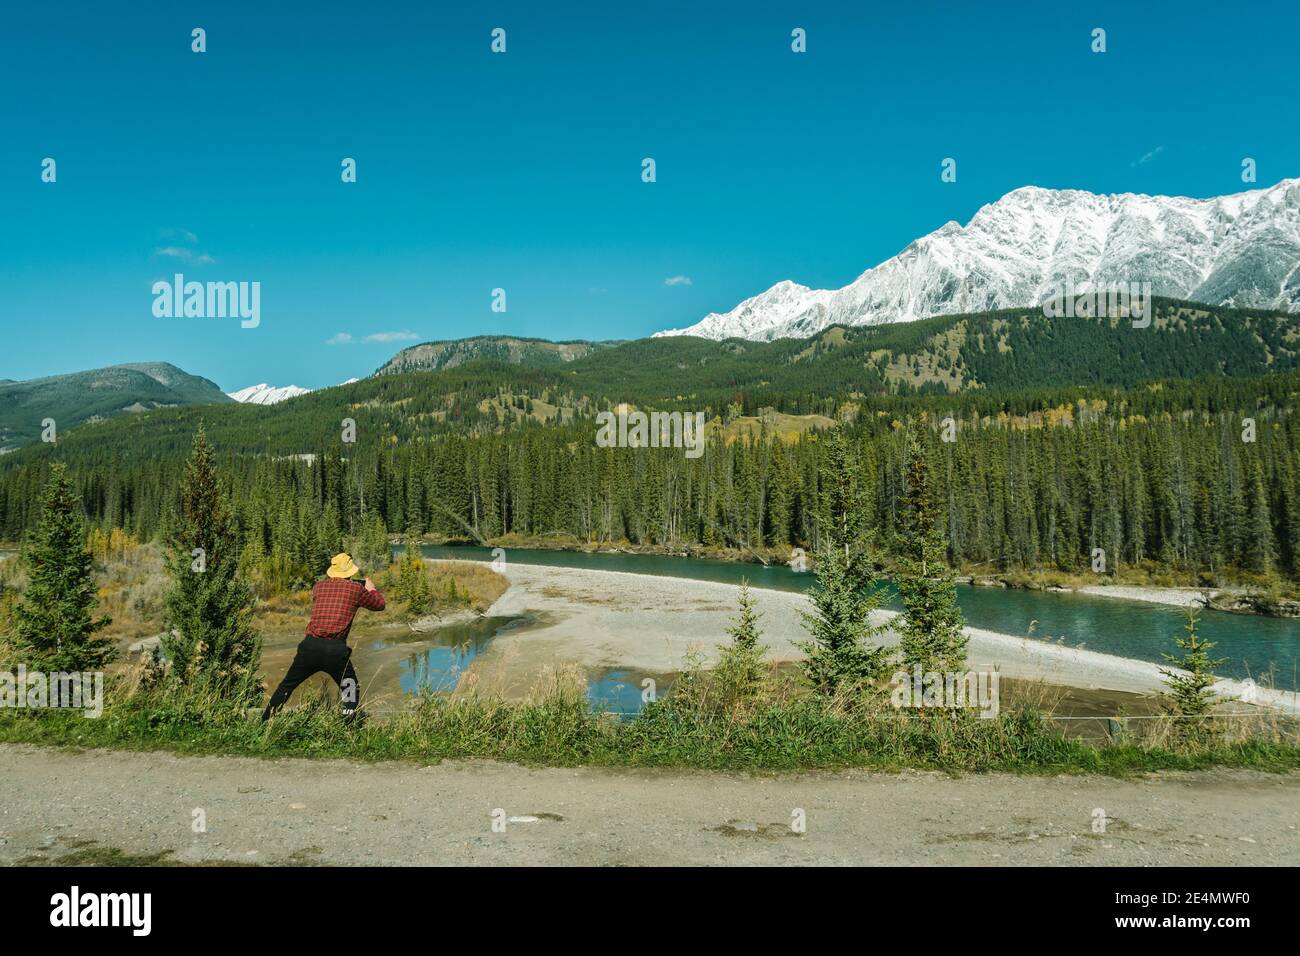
[5,533,1299,775]
[3,671,1299,776]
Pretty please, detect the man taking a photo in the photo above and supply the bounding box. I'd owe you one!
[262,552,386,723]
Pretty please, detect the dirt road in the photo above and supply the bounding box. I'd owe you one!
[2,744,1297,866]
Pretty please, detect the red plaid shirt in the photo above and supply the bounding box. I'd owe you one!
[305,578,386,641]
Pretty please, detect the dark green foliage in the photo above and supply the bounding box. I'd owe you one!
[393,532,433,614]
[162,426,262,702]
[7,464,114,671]
[799,542,893,693]
[799,427,893,693]
[5,298,1297,460]
[346,512,391,572]
[0,302,1298,591]
[0,363,230,449]
[1160,606,1228,740]
[714,582,767,709]
[375,335,614,376]
[3,381,1299,588]
[895,425,968,672]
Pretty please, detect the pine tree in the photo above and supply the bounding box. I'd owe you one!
[1244,458,1276,575]
[9,464,114,671]
[347,512,391,572]
[396,528,433,614]
[715,582,767,709]
[895,425,968,673]
[799,426,891,694]
[162,425,262,701]
[1160,605,1226,741]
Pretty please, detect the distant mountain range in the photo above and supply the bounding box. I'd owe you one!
[228,383,312,405]
[6,293,1300,455]
[0,362,231,452]
[6,299,1298,461]
[657,178,1300,341]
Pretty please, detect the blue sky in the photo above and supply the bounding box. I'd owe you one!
[2,0,1297,391]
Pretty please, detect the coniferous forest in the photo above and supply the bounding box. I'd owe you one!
[2,310,1298,594]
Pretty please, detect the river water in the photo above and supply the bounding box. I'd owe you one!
[421,544,1300,687]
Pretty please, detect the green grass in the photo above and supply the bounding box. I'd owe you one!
[3,675,1299,776]
[18,844,182,867]
[17,841,262,867]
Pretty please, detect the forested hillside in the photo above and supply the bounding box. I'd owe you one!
[2,370,1297,591]
[5,298,1297,460]
[2,298,1298,590]
[0,362,231,452]
[375,335,616,375]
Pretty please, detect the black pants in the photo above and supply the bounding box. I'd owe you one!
[262,636,360,722]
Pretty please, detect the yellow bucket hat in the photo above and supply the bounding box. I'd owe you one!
[327,553,360,579]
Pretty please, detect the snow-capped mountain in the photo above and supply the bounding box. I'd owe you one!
[227,383,312,405]
[656,178,1300,341]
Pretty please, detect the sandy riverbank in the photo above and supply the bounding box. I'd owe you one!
[457,562,1298,714]
[1075,584,1214,609]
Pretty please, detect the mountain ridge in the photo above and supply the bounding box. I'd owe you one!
[228,383,313,405]
[5,299,1296,459]
[376,335,617,375]
[0,362,232,452]
[657,178,1300,341]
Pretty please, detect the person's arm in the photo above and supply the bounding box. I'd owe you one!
[359,578,386,611]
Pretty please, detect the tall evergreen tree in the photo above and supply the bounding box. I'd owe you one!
[895,425,968,673]
[395,527,433,614]
[1244,458,1276,575]
[799,426,891,693]
[8,464,114,670]
[347,512,392,572]
[162,425,262,701]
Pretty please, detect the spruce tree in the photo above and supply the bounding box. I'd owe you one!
[162,425,262,701]
[799,426,892,694]
[347,512,391,572]
[895,424,968,673]
[9,464,115,671]
[1244,459,1276,575]
[396,528,432,614]
[1160,605,1226,740]
[715,582,768,708]
[725,583,763,653]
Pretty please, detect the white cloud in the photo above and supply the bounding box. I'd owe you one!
[326,331,420,346]
[154,229,214,264]
[664,275,693,287]
[1132,145,1164,167]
